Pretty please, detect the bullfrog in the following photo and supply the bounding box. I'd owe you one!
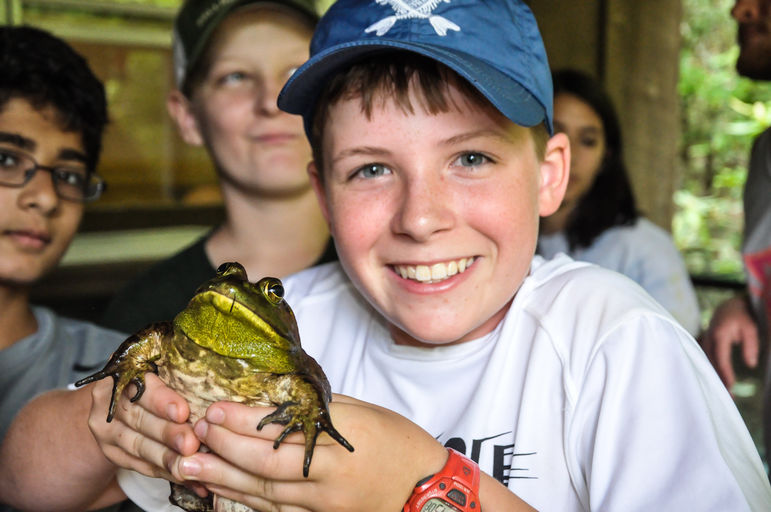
[76,262,354,512]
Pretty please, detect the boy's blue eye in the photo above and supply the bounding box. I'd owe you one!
[456,152,489,167]
[354,163,390,179]
[219,71,246,85]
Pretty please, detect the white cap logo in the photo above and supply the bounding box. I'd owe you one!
[365,0,461,36]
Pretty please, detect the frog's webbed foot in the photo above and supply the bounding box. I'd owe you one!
[74,323,170,422]
[258,400,354,478]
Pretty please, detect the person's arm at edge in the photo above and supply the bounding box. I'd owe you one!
[0,386,125,511]
[701,294,759,389]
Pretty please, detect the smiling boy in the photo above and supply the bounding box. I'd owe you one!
[93,0,770,510]
[307,66,555,349]
[2,1,771,511]
[0,26,125,443]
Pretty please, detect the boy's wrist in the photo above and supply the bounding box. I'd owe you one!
[403,448,481,512]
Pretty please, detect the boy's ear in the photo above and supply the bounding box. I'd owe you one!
[166,90,204,146]
[307,161,332,228]
[537,132,570,217]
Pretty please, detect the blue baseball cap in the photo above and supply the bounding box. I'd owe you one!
[278,0,553,136]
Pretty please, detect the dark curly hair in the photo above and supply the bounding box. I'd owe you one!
[552,69,638,250]
[0,26,108,174]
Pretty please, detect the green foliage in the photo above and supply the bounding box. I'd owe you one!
[676,0,771,279]
[108,0,181,6]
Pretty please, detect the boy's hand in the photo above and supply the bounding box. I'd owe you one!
[87,374,203,492]
[702,295,760,389]
[168,395,449,512]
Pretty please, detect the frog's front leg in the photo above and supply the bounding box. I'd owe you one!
[75,322,172,421]
[256,375,354,477]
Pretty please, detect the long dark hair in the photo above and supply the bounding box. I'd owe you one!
[552,69,638,250]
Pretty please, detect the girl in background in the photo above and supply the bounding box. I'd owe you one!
[539,69,701,335]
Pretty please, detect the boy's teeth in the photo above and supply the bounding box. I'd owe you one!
[396,257,475,283]
[430,263,447,280]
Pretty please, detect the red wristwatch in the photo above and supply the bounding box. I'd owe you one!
[403,448,481,512]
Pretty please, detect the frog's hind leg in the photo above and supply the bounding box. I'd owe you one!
[170,482,213,512]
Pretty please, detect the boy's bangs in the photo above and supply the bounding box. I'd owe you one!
[310,53,496,172]
[339,53,489,119]
[310,53,549,174]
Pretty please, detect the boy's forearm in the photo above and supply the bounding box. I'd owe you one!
[480,471,536,511]
[0,386,124,510]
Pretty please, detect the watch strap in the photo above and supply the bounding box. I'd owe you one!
[403,448,481,511]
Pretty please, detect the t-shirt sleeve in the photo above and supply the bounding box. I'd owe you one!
[566,314,769,510]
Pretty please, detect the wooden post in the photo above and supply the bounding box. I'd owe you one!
[603,0,683,229]
[2,0,23,24]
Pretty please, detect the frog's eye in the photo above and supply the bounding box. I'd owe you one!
[217,262,247,278]
[261,279,284,304]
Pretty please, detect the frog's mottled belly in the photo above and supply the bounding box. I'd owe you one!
[158,331,298,512]
[158,331,297,422]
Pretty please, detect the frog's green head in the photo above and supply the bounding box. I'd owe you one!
[174,262,301,360]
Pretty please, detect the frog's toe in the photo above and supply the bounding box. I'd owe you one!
[319,415,354,453]
[256,401,298,431]
[257,403,353,477]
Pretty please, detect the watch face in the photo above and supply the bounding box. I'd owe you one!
[420,498,463,512]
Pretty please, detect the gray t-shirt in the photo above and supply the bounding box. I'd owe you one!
[0,306,126,443]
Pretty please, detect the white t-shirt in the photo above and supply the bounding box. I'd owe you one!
[118,256,771,511]
[538,218,701,336]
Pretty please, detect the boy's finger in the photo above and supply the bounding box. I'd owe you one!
[117,423,187,483]
[195,420,309,479]
[91,378,199,458]
[740,325,760,368]
[204,401,277,436]
[713,337,736,389]
[135,373,191,423]
[202,401,344,447]
[175,452,309,510]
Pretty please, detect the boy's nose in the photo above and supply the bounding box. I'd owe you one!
[732,0,761,22]
[18,171,59,214]
[391,174,455,242]
[254,79,282,116]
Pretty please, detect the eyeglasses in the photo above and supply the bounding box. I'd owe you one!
[0,146,105,202]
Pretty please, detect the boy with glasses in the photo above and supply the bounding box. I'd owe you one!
[0,26,124,444]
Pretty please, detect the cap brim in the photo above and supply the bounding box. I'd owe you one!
[279,39,550,136]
